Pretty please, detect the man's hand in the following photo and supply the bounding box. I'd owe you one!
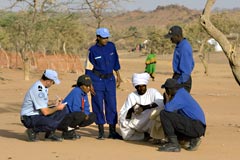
[56,103,66,111]
[89,84,96,96]
[116,76,122,88]
[133,104,143,115]
[134,107,143,115]
[163,92,171,104]
[41,102,66,116]
[115,70,122,88]
[48,95,63,107]
[55,97,63,106]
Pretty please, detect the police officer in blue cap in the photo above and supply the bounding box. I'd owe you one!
[85,27,122,140]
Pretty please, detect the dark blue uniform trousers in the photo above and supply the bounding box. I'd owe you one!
[92,89,118,125]
[21,109,67,133]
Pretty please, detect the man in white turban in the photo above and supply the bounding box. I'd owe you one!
[119,73,165,141]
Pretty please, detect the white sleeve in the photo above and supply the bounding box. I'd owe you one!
[152,88,164,108]
[85,51,93,70]
[119,93,137,123]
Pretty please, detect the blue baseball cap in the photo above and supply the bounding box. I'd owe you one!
[96,28,110,38]
[44,69,60,84]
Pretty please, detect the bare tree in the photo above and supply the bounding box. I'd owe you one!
[198,38,209,76]
[3,0,56,80]
[200,0,240,85]
[82,0,131,28]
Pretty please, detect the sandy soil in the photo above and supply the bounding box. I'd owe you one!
[0,51,239,160]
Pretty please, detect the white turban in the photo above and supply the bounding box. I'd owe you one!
[132,73,150,87]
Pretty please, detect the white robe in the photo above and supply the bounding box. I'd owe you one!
[119,88,164,140]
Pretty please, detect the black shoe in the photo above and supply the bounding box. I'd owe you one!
[143,132,152,141]
[158,143,181,152]
[45,131,63,142]
[96,135,105,140]
[108,124,123,140]
[179,140,190,149]
[25,128,37,142]
[186,138,201,151]
[96,132,105,140]
[74,133,81,139]
[152,138,168,145]
[108,131,123,140]
[96,124,105,140]
[62,130,81,140]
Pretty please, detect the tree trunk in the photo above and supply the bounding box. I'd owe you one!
[23,57,30,81]
[20,50,30,81]
[0,48,10,69]
[30,50,38,70]
[63,42,67,55]
[200,0,240,85]
[198,38,209,76]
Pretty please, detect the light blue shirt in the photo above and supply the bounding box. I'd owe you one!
[21,80,48,116]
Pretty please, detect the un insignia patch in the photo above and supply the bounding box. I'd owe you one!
[38,92,44,98]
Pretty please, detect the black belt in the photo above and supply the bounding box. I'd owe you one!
[92,70,113,79]
[21,115,29,121]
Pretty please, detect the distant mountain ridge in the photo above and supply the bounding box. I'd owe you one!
[103,4,240,29]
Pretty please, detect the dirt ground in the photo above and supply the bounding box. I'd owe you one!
[0,51,239,160]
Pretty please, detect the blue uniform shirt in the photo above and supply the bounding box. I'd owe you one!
[86,41,121,91]
[173,38,194,83]
[164,88,206,125]
[63,87,90,115]
[88,41,120,74]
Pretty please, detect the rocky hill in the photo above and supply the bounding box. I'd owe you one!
[103,5,240,29]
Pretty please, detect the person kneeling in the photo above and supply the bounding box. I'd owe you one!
[58,75,96,140]
[158,78,206,152]
[119,73,165,141]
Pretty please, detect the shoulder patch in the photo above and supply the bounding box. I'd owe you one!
[38,92,45,98]
[38,85,43,91]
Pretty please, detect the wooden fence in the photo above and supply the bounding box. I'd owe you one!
[0,51,84,74]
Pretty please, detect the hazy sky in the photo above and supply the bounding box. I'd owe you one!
[119,0,240,11]
[0,0,239,11]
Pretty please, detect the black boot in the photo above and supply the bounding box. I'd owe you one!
[143,132,152,141]
[62,130,81,140]
[158,136,181,152]
[45,131,63,142]
[96,124,105,140]
[25,128,38,142]
[186,137,201,151]
[108,124,123,140]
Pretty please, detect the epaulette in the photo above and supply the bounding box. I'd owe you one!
[38,85,43,91]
